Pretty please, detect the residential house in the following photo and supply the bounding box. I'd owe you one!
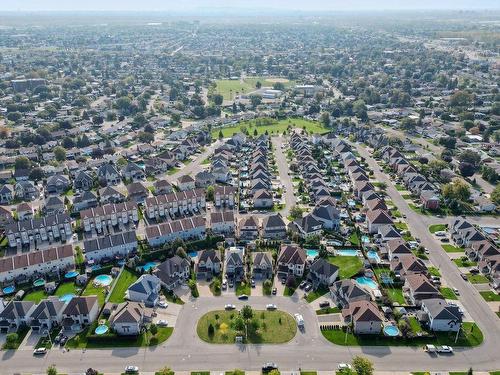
[5,213,72,247]
[276,245,306,278]
[16,202,33,221]
[330,279,371,308]
[225,247,245,282]
[404,274,441,305]
[237,215,259,240]
[126,182,149,203]
[210,210,235,234]
[99,186,125,204]
[73,191,99,212]
[110,302,150,336]
[97,164,121,186]
[44,196,65,215]
[145,215,206,247]
[177,175,195,191]
[260,214,287,239]
[366,209,393,234]
[74,170,94,191]
[195,249,222,280]
[195,170,215,188]
[288,214,323,239]
[29,297,66,332]
[125,274,162,307]
[144,189,206,220]
[62,296,99,331]
[419,298,462,332]
[153,180,173,195]
[253,189,273,208]
[214,185,236,208]
[15,181,38,201]
[80,201,138,232]
[0,184,13,204]
[153,255,191,291]
[83,231,137,262]
[308,258,339,287]
[46,175,70,195]
[342,300,383,334]
[0,301,36,332]
[122,162,145,181]
[252,252,273,280]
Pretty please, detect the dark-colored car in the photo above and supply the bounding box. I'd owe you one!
[319,301,330,308]
[299,280,307,289]
[238,294,249,300]
[272,287,277,295]
[262,363,278,372]
[304,283,313,292]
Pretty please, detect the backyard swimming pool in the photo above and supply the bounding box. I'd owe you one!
[367,250,381,263]
[140,262,159,272]
[356,276,378,289]
[383,325,400,337]
[188,251,197,259]
[306,249,319,258]
[2,285,15,294]
[94,274,113,286]
[336,249,359,257]
[64,270,79,279]
[95,325,109,335]
[59,293,75,303]
[33,278,45,287]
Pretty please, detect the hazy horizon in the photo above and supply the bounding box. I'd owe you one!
[1,0,500,12]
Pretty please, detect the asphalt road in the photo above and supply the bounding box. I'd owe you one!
[271,136,296,218]
[5,294,500,374]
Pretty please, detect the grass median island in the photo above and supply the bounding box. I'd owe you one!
[197,309,297,344]
[322,322,483,347]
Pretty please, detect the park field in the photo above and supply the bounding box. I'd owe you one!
[215,77,294,100]
[212,117,328,138]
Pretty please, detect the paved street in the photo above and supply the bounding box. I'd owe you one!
[272,136,296,218]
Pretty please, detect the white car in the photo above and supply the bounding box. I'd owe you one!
[157,301,168,308]
[225,304,236,310]
[125,365,139,373]
[438,345,454,353]
[33,347,47,355]
[266,304,277,310]
[337,363,352,370]
[157,319,169,327]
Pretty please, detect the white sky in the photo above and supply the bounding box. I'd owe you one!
[1,0,499,12]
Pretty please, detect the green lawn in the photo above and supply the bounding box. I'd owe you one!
[394,222,408,231]
[429,224,447,233]
[428,267,441,277]
[23,288,48,303]
[408,317,424,334]
[67,326,173,349]
[480,291,500,302]
[386,287,406,305]
[467,274,489,284]
[328,256,363,279]
[82,278,111,306]
[214,77,294,100]
[235,281,251,296]
[440,287,459,300]
[305,286,329,303]
[212,118,327,138]
[2,326,30,350]
[349,232,360,246]
[35,328,61,349]
[316,307,341,315]
[54,281,78,297]
[453,258,477,267]
[395,184,406,191]
[322,322,483,347]
[197,310,297,344]
[108,268,139,304]
[442,244,464,253]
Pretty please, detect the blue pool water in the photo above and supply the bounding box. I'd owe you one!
[347,199,356,207]
[33,278,45,287]
[383,325,400,337]
[356,276,378,289]
[336,249,359,257]
[2,285,15,294]
[141,262,159,272]
[367,250,381,262]
[59,293,75,303]
[188,251,197,258]
[94,274,113,286]
[361,235,370,244]
[306,249,319,258]
[95,325,109,335]
[64,271,79,279]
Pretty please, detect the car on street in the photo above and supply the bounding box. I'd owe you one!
[266,304,277,310]
[453,287,460,296]
[125,366,139,373]
[262,363,278,372]
[294,313,305,327]
[461,273,468,280]
[157,319,168,327]
[157,301,168,308]
[272,287,277,295]
[337,363,352,370]
[319,301,330,308]
[222,279,227,290]
[437,345,454,354]
[33,348,47,355]
[238,294,248,300]
[225,304,236,310]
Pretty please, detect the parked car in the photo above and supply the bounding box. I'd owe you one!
[461,273,468,280]
[266,304,277,310]
[453,288,460,296]
[262,363,278,372]
[319,301,330,308]
[272,287,277,295]
[337,363,352,370]
[157,301,168,308]
[299,280,307,289]
[238,294,249,300]
[33,348,47,356]
[157,320,168,327]
[304,283,313,292]
[251,279,256,288]
[125,366,139,374]
[437,345,454,354]
[281,277,286,285]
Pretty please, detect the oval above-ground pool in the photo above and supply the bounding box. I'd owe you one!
[64,270,79,279]
[2,285,15,295]
[94,325,109,335]
[33,278,45,287]
[94,274,113,286]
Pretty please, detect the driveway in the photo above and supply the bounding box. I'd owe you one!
[154,303,182,327]
[197,280,213,297]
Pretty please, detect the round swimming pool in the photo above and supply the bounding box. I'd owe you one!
[94,325,109,335]
[33,278,45,287]
[383,325,400,337]
[141,262,158,272]
[356,276,378,289]
[94,274,113,286]
[65,270,79,279]
[2,285,15,294]
[59,293,75,303]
